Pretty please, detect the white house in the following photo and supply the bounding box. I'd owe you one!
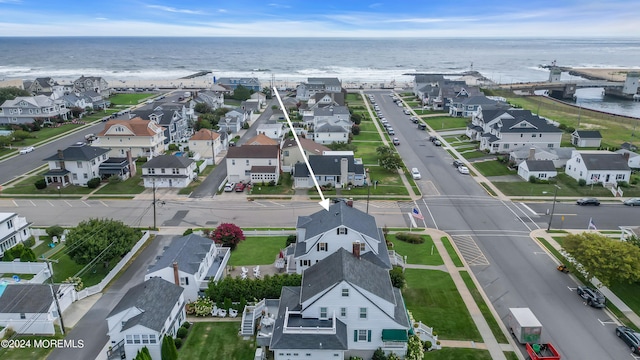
[145,234,230,303]
[517,160,558,181]
[615,149,640,169]
[256,123,285,142]
[571,130,602,148]
[0,284,75,335]
[296,78,343,101]
[284,202,391,274]
[189,128,222,161]
[106,278,185,360]
[509,146,575,168]
[314,123,350,145]
[293,155,365,189]
[94,117,165,159]
[269,248,410,360]
[141,155,196,188]
[42,143,110,187]
[0,95,70,125]
[226,145,280,183]
[565,150,631,185]
[466,109,563,154]
[0,212,32,256]
[281,138,330,173]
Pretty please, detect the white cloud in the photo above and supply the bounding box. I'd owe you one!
[146,5,207,15]
[268,3,291,9]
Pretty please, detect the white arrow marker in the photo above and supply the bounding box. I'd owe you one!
[273,87,330,211]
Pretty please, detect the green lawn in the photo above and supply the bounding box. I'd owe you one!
[441,236,463,267]
[0,332,64,360]
[358,121,378,132]
[460,150,490,160]
[94,170,145,195]
[353,131,383,141]
[33,237,53,257]
[459,271,509,343]
[109,93,155,105]
[493,172,640,197]
[425,116,469,130]
[423,348,492,360]
[178,322,254,360]
[472,160,517,177]
[388,234,443,266]
[1,171,92,196]
[404,269,482,341]
[50,250,115,287]
[228,236,287,266]
[415,109,447,116]
[250,173,294,195]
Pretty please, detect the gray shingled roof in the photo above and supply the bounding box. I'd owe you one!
[523,160,556,171]
[308,77,342,88]
[226,145,279,159]
[0,284,58,313]
[574,130,602,139]
[269,286,348,350]
[315,123,349,133]
[147,234,212,275]
[300,248,395,304]
[108,277,184,332]
[392,288,411,328]
[580,153,631,171]
[43,143,109,162]
[141,155,194,169]
[294,155,364,178]
[296,201,379,240]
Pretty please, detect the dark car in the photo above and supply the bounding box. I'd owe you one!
[616,326,640,354]
[576,285,606,308]
[429,136,437,142]
[624,198,640,206]
[418,124,426,130]
[332,197,346,203]
[576,197,600,206]
[453,159,464,168]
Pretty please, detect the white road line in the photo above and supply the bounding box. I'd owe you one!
[82,201,90,207]
[268,201,286,207]
[499,199,533,232]
[519,202,538,216]
[12,200,18,207]
[64,200,73,207]
[29,200,35,206]
[597,318,617,326]
[420,198,438,229]
[47,200,54,207]
[567,286,577,291]
[100,201,109,207]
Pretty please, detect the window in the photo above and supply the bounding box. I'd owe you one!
[616,174,626,180]
[320,307,327,318]
[149,168,155,174]
[342,288,349,297]
[77,161,83,168]
[231,160,235,165]
[72,174,78,180]
[359,307,367,319]
[7,220,13,229]
[520,134,523,138]
[161,168,165,174]
[246,160,250,165]
[539,173,547,179]
[20,313,26,319]
[180,277,189,285]
[317,242,328,251]
[149,335,156,344]
[337,227,348,235]
[83,173,88,179]
[284,151,289,156]
[126,335,133,344]
[133,335,141,344]
[300,259,311,267]
[340,307,347,317]
[356,329,369,341]
[173,168,179,174]
[547,144,554,148]
[268,160,272,165]
[532,134,537,137]
[141,335,149,344]
[503,144,509,149]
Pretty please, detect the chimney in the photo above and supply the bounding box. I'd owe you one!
[623,152,630,162]
[528,147,536,161]
[340,158,348,187]
[352,242,361,259]
[127,150,136,177]
[57,149,64,159]
[172,262,180,286]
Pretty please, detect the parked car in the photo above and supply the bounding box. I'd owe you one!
[453,159,464,168]
[458,166,469,174]
[624,198,640,206]
[576,285,606,308]
[433,140,442,146]
[616,326,640,354]
[418,124,426,130]
[576,197,600,206]
[411,168,421,180]
[234,183,246,192]
[403,109,410,115]
[392,138,400,146]
[224,182,235,192]
[429,136,438,142]
[388,129,395,136]
[332,197,347,203]
[19,146,35,154]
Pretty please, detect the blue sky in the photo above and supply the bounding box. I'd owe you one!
[0,0,638,37]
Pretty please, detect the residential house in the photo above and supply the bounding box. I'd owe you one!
[620,142,638,152]
[269,248,409,360]
[435,81,483,111]
[284,201,391,274]
[106,278,185,360]
[195,90,224,110]
[133,104,190,144]
[73,75,110,95]
[226,145,280,183]
[218,109,248,134]
[189,128,222,160]
[81,90,110,110]
[281,138,330,172]
[145,234,230,302]
[509,145,575,168]
[517,160,558,181]
[141,155,196,188]
[0,212,31,256]
[216,77,261,91]
[256,123,285,142]
[246,134,278,146]
[43,143,110,187]
[250,92,267,107]
[565,150,631,185]
[615,149,640,169]
[466,109,563,154]
[0,284,75,335]
[313,123,350,145]
[94,117,165,159]
[293,155,365,189]
[303,105,351,126]
[571,130,602,147]
[241,100,260,115]
[26,77,58,95]
[305,92,346,110]
[448,95,507,117]
[413,74,445,100]
[59,93,89,111]
[296,78,343,101]
[0,95,69,125]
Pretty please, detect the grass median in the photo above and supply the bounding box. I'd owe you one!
[441,236,464,267]
[460,271,509,343]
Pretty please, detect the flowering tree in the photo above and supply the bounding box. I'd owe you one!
[210,223,245,250]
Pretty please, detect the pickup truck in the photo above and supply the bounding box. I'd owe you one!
[526,343,561,360]
[576,285,606,308]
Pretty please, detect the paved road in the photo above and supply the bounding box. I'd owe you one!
[47,235,174,360]
[368,90,631,359]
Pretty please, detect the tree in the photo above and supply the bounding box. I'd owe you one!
[563,232,640,286]
[0,87,30,105]
[133,347,152,360]
[262,87,272,99]
[161,335,178,360]
[0,135,11,148]
[231,85,251,101]
[406,335,424,360]
[11,130,33,142]
[389,266,406,289]
[194,102,212,114]
[46,225,65,239]
[193,118,212,131]
[351,124,360,135]
[209,223,245,250]
[65,218,140,266]
[351,113,362,125]
[379,153,402,172]
[376,145,393,157]
[372,348,387,360]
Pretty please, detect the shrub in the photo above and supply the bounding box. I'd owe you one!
[182,321,191,329]
[618,181,629,188]
[173,338,182,349]
[176,327,188,339]
[34,178,47,189]
[168,144,179,151]
[395,232,425,244]
[108,175,121,184]
[558,123,567,130]
[87,177,101,189]
[268,180,276,186]
[183,228,194,236]
[351,124,361,135]
[286,234,296,246]
[529,175,537,183]
[46,225,65,238]
[390,266,406,289]
[578,179,587,186]
[372,348,387,360]
[23,236,35,248]
[565,126,575,133]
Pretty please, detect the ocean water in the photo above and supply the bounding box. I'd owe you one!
[0,37,639,117]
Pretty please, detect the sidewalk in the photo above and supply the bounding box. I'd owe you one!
[531,228,640,328]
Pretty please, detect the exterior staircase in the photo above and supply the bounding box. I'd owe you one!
[240,299,266,337]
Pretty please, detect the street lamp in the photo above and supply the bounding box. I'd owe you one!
[544,185,561,231]
[56,185,61,198]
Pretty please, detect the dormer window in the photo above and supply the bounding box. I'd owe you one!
[342,288,349,297]
[337,227,348,235]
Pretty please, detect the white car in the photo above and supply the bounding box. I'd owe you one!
[19,146,35,154]
[458,166,470,174]
[411,168,421,180]
[224,182,235,192]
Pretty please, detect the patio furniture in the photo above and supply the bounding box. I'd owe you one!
[211,306,219,316]
[218,309,227,318]
[228,308,238,318]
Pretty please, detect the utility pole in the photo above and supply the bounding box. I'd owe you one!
[152,179,157,229]
[547,185,560,231]
[44,260,65,335]
[366,183,370,214]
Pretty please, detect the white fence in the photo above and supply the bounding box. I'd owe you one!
[0,262,49,284]
[76,231,150,300]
